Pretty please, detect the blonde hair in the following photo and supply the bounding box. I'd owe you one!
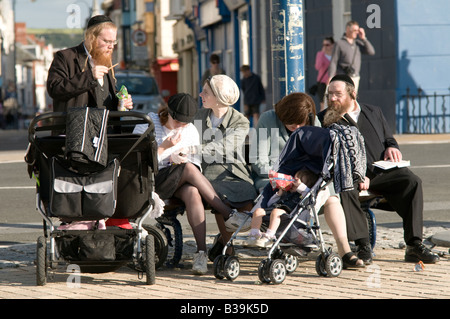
[82,22,117,78]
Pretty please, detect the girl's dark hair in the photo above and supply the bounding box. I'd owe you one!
[275,92,316,126]
[324,36,335,44]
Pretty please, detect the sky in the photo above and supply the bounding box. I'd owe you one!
[15,0,106,29]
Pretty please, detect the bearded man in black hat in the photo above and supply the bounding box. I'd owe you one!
[47,15,133,113]
[318,74,440,265]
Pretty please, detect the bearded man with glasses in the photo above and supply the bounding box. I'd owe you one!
[318,74,440,266]
[47,15,133,114]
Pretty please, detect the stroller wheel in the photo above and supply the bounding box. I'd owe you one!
[143,224,169,269]
[144,235,156,285]
[325,252,342,277]
[366,209,377,250]
[258,259,271,284]
[315,252,342,277]
[315,254,328,277]
[224,256,240,281]
[284,254,298,274]
[269,259,287,284]
[36,236,47,286]
[213,255,225,280]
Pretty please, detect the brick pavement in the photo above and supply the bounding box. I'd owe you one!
[1,241,449,300]
[1,131,450,302]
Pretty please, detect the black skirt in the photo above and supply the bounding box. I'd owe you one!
[155,164,186,200]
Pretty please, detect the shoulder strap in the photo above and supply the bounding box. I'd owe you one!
[349,43,358,67]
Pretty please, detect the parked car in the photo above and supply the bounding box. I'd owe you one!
[115,70,167,114]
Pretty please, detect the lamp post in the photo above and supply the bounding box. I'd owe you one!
[270,0,305,105]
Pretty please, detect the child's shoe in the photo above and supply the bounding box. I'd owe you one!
[259,233,276,248]
[246,234,264,247]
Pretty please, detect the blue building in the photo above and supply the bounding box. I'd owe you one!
[306,0,450,134]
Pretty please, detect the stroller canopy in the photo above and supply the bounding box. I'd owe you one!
[275,126,332,179]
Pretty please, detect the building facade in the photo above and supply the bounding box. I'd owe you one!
[169,0,450,134]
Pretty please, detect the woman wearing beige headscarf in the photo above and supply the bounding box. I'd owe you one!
[195,75,258,260]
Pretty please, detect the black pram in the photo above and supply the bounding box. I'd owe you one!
[26,109,160,286]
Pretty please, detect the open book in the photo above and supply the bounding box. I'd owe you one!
[373,160,410,170]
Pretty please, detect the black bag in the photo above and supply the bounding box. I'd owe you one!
[49,157,119,220]
[308,83,319,96]
[343,66,355,76]
[308,71,326,96]
[79,232,116,261]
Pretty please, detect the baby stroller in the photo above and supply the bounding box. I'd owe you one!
[26,109,160,286]
[213,125,365,284]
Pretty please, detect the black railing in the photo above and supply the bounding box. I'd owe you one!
[401,88,450,134]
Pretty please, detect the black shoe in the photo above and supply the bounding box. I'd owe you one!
[405,243,440,264]
[207,235,234,262]
[342,252,365,269]
[208,235,224,262]
[357,243,373,265]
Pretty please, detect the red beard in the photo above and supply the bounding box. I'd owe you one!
[90,41,112,67]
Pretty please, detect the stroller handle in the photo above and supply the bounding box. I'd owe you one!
[28,110,154,145]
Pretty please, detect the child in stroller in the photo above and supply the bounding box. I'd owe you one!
[213,124,366,283]
[246,169,323,248]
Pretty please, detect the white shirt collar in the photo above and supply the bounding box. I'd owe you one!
[347,100,361,123]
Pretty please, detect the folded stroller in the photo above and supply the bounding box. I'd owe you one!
[26,109,160,286]
[213,125,366,284]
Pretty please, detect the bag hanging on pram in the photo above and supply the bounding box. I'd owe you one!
[65,107,109,169]
[49,157,119,220]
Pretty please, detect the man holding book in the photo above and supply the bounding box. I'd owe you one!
[318,74,439,264]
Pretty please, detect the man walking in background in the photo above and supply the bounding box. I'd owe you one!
[328,20,375,92]
[240,65,265,127]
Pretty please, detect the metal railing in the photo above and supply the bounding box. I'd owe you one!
[400,88,450,134]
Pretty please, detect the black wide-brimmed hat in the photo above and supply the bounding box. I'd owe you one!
[87,15,113,29]
[167,93,198,123]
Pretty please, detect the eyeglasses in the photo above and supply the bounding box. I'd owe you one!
[327,92,345,99]
[100,38,118,46]
[323,43,331,47]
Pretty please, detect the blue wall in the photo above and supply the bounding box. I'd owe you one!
[396,0,450,94]
[396,0,450,133]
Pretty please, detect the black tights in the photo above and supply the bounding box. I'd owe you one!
[173,163,232,251]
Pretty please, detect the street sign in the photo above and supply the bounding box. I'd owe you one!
[132,29,147,46]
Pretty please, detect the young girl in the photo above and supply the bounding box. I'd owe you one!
[133,93,245,275]
[246,169,320,248]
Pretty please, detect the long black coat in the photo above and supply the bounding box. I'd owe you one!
[318,103,424,243]
[47,42,118,112]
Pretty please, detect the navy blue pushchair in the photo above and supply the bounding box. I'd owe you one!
[213,125,364,284]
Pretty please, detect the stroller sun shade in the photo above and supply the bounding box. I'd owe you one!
[275,126,332,180]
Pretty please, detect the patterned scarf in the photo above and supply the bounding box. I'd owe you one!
[328,123,366,193]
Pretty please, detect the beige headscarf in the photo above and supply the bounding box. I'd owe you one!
[209,75,240,106]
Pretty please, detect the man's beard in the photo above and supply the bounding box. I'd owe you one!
[322,101,347,128]
[327,100,346,114]
[90,41,112,67]
[322,107,343,128]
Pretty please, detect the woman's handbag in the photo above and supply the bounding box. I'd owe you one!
[308,71,327,96]
[308,83,319,96]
